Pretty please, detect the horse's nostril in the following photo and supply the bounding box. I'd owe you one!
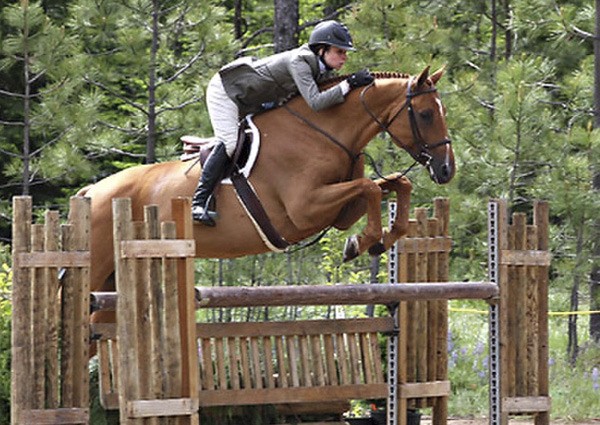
[439,163,453,182]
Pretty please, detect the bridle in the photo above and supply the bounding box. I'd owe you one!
[359,76,452,168]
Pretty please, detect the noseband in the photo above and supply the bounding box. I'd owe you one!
[360,77,452,166]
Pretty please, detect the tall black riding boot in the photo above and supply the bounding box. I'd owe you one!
[192,142,230,226]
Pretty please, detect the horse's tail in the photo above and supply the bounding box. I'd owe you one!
[75,184,93,197]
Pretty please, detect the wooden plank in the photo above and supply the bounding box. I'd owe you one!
[323,334,337,386]
[11,196,33,425]
[336,333,349,385]
[197,383,388,406]
[502,396,551,413]
[44,210,61,410]
[98,340,116,409]
[513,213,528,396]
[196,317,394,338]
[264,336,275,388]
[534,200,550,425]
[399,381,451,399]
[144,205,163,412]
[370,332,384,384]
[162,221,183,400]
[215,338,227,389]
[19,408,89,424]
[299,336,312,386]
[275,336,289,388]
[119,239,195,259]
[347,333,361,384]
[396,237,452,253]
[127,398,199,418]
[14,251,91,268]
[60,225,76,408]
[200,338,214,390]
[113,198,142,425]
[171,197,200,425]
[228,337,241,390]
[415,209,429,408]
[427,218,440,399]
[250,337,263,389]
[70,196,91,410]
[287,336,300,387]
[500,250,551,266]
[32,224,46,408]
[132,221,154,416]
[240,337,252,389]
[311,335,325,386]
[526,225,539,397]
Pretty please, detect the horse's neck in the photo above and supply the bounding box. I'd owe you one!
[261,77,409,155]
[328,78,409,152]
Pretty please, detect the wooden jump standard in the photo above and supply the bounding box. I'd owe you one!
[11,196,550,425]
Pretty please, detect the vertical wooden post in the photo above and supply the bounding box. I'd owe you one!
[534,201,550,425]
[432,198,449,425]
[11,196,33,425]
[172,197,200,425]
[69,196,91,409]
[45,210,61,410]
[113,198,142,425]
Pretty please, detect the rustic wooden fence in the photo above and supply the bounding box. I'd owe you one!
[11,196,91,425]
[488,199,550,425]
[10,196,549,425]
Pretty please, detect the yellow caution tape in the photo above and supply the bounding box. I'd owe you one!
[449,307,600,316]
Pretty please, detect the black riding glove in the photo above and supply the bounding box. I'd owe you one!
[347,69,374,89]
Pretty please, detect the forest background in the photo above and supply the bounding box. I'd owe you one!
[0,0,599,422]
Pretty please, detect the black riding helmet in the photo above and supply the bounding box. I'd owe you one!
[308,20,355,51]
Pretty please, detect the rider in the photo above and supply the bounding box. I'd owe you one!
[192,20,374,226]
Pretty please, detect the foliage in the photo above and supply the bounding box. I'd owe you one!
[0,254,12,424]
[0,0,599,421]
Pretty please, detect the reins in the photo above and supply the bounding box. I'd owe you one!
[359,77,452,168]
[282,104,361,181]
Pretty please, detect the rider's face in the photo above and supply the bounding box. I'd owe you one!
[322,47,348,70]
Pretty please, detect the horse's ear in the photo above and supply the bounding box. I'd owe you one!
[416,66,431,87]
[430,65,446,85]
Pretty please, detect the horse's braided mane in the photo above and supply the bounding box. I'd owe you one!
[319,71,411,87]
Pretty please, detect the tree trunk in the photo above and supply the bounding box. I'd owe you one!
[490,0,497,61]
[273,0,298,53]
[591,0,600,343]
[503,0,512,59]
[146,0,159,164]
[234,0,243,40]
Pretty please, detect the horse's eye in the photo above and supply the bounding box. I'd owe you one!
[420,110,433,123]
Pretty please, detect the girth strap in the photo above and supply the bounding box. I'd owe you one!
[230,170,290,253]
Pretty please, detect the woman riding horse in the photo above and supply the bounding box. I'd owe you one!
[193,20,374,226]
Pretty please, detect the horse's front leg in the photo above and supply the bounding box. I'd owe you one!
[287,178,384,262]
[365,174,413,256]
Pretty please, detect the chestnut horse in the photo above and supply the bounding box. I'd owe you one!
[79,66,454,299]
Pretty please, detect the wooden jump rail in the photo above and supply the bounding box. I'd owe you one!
[90,282,497,310]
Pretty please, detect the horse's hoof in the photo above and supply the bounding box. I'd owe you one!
[368,242,385,256]
[343,235,359,262]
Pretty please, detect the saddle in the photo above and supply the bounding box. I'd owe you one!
[181,117,258,182]
[180,117,290,252]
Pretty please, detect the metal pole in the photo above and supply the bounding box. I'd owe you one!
[488,200,501,425]
[387,201,399,425]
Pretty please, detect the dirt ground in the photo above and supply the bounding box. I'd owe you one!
[420,419,600,425]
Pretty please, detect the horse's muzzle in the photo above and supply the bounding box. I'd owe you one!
[426,143,455,184]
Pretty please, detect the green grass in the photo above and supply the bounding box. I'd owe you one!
[447,300,600,420]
